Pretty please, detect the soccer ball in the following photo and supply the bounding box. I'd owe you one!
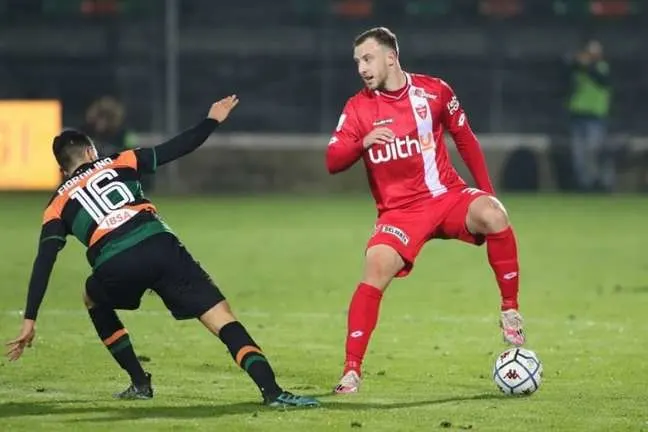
[493,347,543,396]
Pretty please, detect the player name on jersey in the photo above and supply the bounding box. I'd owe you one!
[57,157,114,195]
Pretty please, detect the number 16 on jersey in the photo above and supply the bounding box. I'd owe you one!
[70,169,136,226]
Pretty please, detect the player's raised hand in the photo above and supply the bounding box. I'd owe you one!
[6,319,36,361]
[363,127,395,149]
[208,95,240,123]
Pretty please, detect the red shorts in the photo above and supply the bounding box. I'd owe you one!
[366,187,490,277]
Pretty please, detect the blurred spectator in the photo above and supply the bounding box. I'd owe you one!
[565,40,614,192]
[81,96,153,190]
[81,95,137,156]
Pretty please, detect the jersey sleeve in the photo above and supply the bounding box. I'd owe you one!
[111,149,156,175]
[325,98,365,174]
[133,148,158,174]
[151,118,219,167]
[439,80,495,194]
[40,219,67,245]
[126,118,219,175]
[24,204,68,320]
[41,197,68,245]
[439,80,469,135]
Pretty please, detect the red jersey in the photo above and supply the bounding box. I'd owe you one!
[326,72,494,212]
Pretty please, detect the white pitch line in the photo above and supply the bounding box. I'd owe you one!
[0,309,641,331]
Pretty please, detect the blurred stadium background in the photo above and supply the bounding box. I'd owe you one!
[0,0,646,194]
[2,3,648,430]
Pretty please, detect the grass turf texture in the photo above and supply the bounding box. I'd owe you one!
[1,193,647,431]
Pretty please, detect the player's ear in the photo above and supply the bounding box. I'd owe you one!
[87,144,98,160]
[387,50,396,67]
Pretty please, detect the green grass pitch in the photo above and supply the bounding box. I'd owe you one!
[1,193,647,431]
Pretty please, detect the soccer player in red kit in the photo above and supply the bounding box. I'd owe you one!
[326,27,525,394]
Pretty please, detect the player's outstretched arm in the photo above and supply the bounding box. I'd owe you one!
[326,100,367,174]
[6,234,65,361]
[440,82,495,194]
[151,95,239,167]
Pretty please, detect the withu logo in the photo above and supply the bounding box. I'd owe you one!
[368,133,435,164]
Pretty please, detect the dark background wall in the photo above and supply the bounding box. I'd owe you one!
[0,0,646,136]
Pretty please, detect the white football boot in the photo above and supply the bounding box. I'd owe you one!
[334,370,361,394]
[500,309,525,346]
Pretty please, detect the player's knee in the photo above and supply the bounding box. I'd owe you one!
[481,206,509,233]
[82,292,95,309]
[199,300,237,336]
[469,196,510,234]
[363,245,404,290]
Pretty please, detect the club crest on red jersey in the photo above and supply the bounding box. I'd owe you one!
[415,104,428,119]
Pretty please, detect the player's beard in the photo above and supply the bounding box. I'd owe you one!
[374,75,388,92]
[372,67,391,91]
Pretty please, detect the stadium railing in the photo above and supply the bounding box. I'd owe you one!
[134,133,648,194]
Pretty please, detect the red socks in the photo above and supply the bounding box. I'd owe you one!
[342,227,518,376]
[344,283,384,375]
[486,226,520,311]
